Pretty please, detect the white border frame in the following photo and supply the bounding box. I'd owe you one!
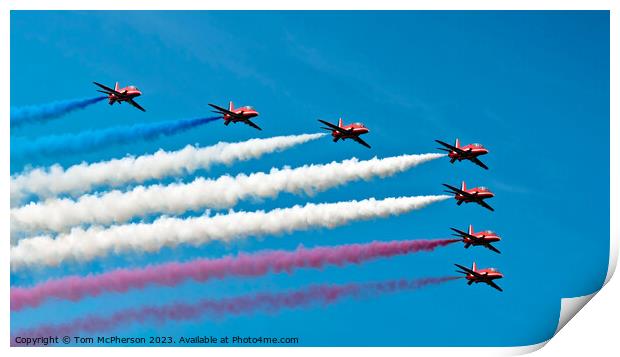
[2,1,617,355]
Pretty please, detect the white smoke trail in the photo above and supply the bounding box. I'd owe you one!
[11,153,445,234]
[10,133,324,205]
[10,195,450,270]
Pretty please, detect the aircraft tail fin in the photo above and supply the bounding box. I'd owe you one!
[114,82,120,92]
[472,261,477,272]
[229,101,234,111]
[455,138,460,148]
[461,181,466,191]
[338,117,343,127]
[468,224,474,235]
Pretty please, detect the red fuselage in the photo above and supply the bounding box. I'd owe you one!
[224,106,259,123]
[465,268,504,283]
[331,123,369,140]
[449,143,489,161]
[109,86,142,104]
[455,187,494,202]
[464,230,501,246]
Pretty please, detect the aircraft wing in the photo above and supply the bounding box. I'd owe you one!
[476,199,495,212]
[128,99,146,112]
[353,136,371,149]
[318,119,350,135]
[242,119,262,131]
[435,139,465,154]
[450,227,476,240]
[442,183,469,196]
[470,157,489,170]
[454,264,481,277]
[484,243,501,254]
[93,81,122,95]
[486,280,503,292]
[208,103,240,117]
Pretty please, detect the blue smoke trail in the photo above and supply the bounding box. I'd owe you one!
[11,116,222,159]
[10,97,107,128]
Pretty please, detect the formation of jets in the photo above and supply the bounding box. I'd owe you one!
[94,80,504,292]
[94,80,373,146]
[434,138,503,292]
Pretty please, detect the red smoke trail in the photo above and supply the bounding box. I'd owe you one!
[11,239,458,311]
[12,276,459,345]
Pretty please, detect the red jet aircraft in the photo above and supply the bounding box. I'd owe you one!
[443,181,495,212]
[318,118,371,148]
[451,224,501,254]
[435,138,489,170]
[208,101,261,130]
[455,262,504,292]
[94,82,145,112]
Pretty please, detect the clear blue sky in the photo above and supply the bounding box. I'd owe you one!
[10,11,609,346]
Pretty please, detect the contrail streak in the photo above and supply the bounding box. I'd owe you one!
[11,153,444,233]
[11,116,221,159]
[10,97,106,128]
[10,195,450,270]
[10,133,325,205]
[11,239,458,311]
[12,276,458,344]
